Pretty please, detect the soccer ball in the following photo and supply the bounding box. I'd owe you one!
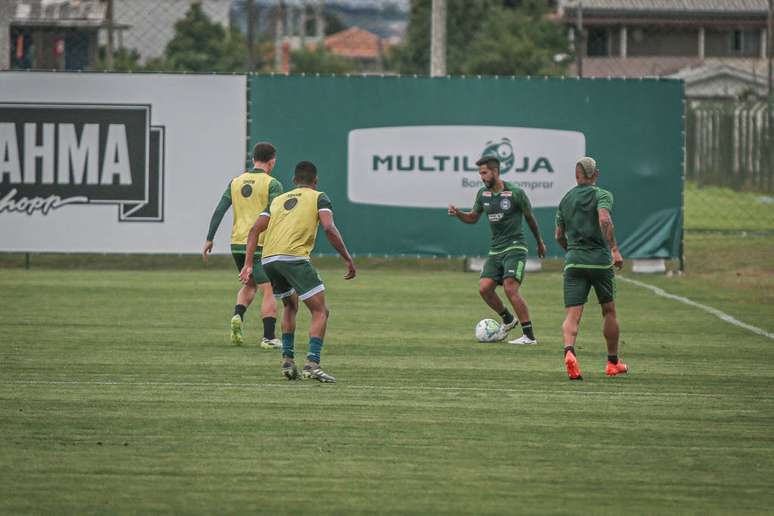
[475,319,501,342]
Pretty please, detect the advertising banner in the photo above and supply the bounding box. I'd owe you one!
[250,75,684,258]
[0,72,246,253]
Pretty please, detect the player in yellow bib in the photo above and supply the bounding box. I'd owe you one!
[239,161,356,383]
[203,142,283,349]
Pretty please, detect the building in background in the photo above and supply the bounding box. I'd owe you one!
[4,0,111,71]
[558,0,771,98]
[323,26,390,70]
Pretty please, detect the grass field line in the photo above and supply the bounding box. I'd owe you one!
[4,379,773,400]
[618,275,774,340]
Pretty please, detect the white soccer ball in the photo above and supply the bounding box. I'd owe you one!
[475,318,501,342]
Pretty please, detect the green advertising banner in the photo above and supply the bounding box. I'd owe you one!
[250,75,683,258]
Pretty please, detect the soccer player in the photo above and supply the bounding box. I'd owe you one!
[239,160,356,383]
[555,157,628,380]
[448,154,546,344]
[203,142,283,349]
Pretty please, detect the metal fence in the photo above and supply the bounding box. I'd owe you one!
[3,0,773,232]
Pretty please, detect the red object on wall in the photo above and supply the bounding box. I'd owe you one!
[54,37,65,57]
[16,34,24,60]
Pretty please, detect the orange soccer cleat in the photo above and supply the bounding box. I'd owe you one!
[605,360,629,377]
[565,352,583,381]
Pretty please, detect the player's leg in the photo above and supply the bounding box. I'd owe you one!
[263,261,299,379]
[279,293,300,379]
[562,268,592,380]
[230,253,256,345]
[501,251,536,344]
[479,255,517,338]
[278,260,335,383]
[251,255,280,349]
[593,269,628,376]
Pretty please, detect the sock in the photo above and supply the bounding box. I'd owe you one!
[499,309,514,325]
[521,320,535,340]
[281,333,295,359]
[263,317,277,340]
[307,337,323,365]
[608,355,619,365]
[234,304,247,320]
[564,345,576,357]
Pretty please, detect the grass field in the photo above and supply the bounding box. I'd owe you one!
[685,182,774,232]
[1,236,773,515]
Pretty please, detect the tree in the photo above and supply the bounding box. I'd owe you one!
[392,0,568,76]
[460,2,569,76]
[163,3,247,72]
[290,45,353,74]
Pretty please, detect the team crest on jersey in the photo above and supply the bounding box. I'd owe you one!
[0,103,166,222]
[241,184,253,198]
[283,197,298,210]
[500,198,512,211]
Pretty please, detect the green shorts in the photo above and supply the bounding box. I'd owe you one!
[232,250,269,285]
[480,248,527,285]
[563,266,616,307]
[263,259,325,301]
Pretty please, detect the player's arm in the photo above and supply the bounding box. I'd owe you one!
[447,206,481,224]
[596,189,623,269]
[521,192,545,258]
[203,184,232,264]
[448,192,483,224]
[555,209,568,251]
[319,210,356,280]
[598,208,623,269]
[239,213,270,284]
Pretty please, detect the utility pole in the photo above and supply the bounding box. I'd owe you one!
[768,0,773,100]
[575,1,583,78]
[315,0,325,39]
[105,0,114,69]
[430,0,446,76]
[274,0,284,72]
[246,0,256,71]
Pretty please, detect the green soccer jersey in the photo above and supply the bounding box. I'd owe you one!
[555,184,614,268]
[473,181,532,255]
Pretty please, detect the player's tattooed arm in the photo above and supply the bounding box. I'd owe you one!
[319,210,356,280]
[447,205,481,224]
[239,214,270,283]
[555,224,568,251]
[524,210,546,258]
[598,208,623,269]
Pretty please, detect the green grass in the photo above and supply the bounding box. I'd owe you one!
[686,181,774,231]
[1,244,773,514]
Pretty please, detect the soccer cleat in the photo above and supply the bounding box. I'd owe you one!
[509,335,538,345]
[493,319,519,342]
[230,315,244,346]
[302,365,336,383]
[260,337,282,350]
[565,352,583,380]
[605,360,629,377]
[282,361,299,380]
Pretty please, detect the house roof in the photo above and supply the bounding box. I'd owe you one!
[13,0,107,28]
[324,26,387,60]
[560,0,768,20]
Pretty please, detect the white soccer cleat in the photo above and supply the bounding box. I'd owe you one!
[493,319,518,342]
[508,335,538,345]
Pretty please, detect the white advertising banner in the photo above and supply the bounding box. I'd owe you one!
[0,72,246,253]
[348,126,586,209]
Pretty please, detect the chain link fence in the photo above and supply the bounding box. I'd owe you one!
[3,0,773,232]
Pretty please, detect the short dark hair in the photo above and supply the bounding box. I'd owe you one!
[477,158,500,173]
[294,160,317,184]
[252,142,276,163]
